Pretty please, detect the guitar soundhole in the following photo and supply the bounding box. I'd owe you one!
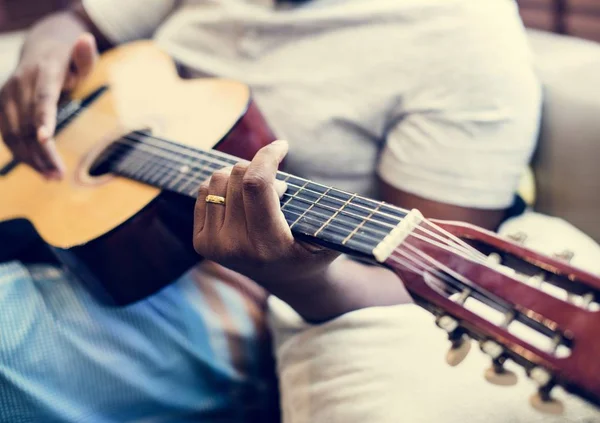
[89,129,151,177]
[89,157,112,177]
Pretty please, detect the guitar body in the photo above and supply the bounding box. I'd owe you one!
[0,42,276,304]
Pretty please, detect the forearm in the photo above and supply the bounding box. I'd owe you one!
[22,3,111,56]
[273,257,413,323]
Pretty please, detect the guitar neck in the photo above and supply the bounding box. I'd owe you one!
[97,132,407,258]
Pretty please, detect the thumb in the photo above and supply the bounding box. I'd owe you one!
[64,33,98,90]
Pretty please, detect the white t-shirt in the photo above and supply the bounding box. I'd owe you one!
[83,0,541,206]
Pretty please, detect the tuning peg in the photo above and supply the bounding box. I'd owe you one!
[527,367,564,415]
[436,315,472,366]
[446,335,472,367]
[484,360,518,386]
[486,253,517,276]
[480,341,517,385]
[487,253,502,265]
[480,340,503,360]
[529,392,564,415]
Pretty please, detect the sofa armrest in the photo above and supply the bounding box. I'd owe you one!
[528,30,600,243]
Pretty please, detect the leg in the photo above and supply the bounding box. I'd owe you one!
[0,260,279,422]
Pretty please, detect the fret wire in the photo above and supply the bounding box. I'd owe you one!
[124,132,409,222]
[314,193,357,237]
[107,145,397,237]
[284,204,381,249]
[118,149,213,195]
[283,203,381,248]
[107,136,408,225]
[149,157,171,185]
[103,138,404,235]
[135,159,159,181]
[281,179,309,210]
[343,202,382,245]
[112,144,392,250]
[133,135,217,176]
[110,154,394,252]
[120,135,221,188]
[127,157,386,248]
[123,153,150,178]
[123,156,380,248]
[70,105,408,223]
[61,107,410,246]
[108,147,390,243]
[59,114,479,261]
[166,164,191,189]
[189,187,199,197]
[122,140,214,192]
[289,187,332,229]
[178,176,199,195]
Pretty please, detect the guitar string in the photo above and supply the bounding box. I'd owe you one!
[106,133,412,220]
[77,119,411,221]
[67,102,480,262]
[56,105,503,310]
[57,106,482,260]
[391,244,511,313]
[57,99,478,260]
[98,137,483,260]
[102,143,485,261]
[115,157,490,268]
[57,104,542,339]
[113,132,485,260]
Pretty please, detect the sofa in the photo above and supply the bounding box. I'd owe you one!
[527,30,600,243]
[1,29,599,242]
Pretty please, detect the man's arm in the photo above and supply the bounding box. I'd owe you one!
[379,179,507,231]
[0,0,174,179]
[0,2,107,178]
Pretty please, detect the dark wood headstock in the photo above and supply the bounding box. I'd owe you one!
[383,216,600,413]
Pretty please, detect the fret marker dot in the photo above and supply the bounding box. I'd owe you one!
[179,165,190,173]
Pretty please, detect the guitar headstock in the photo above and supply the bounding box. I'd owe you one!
[380,213,600,414]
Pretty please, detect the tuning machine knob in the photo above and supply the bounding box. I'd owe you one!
[479,341,518,386]
[484,359,518,386]
[447,335,472,367]
[436,315,472,366]
[528,367,564,415]
[530,392,564,415]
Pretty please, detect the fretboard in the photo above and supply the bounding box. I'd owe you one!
[98,132,406,258]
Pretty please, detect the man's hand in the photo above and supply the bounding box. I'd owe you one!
[0,10,99,179]
[193,140,339,293]
[193,141,412,322]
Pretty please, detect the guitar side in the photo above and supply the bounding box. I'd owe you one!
[0,42,276,304]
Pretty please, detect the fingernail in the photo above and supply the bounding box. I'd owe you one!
[274,180,288,199]
[48,170,62,180]
[38,126,51,142]
[271,139,288,147]
[43,170,60,181]
[44,140,66,177]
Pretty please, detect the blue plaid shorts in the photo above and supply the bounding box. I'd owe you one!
[0,261,278,422]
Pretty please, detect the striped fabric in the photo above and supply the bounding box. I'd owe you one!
[0,261,279,422]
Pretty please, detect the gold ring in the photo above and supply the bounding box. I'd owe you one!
[205,194,226,206]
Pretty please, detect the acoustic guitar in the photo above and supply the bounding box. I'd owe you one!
[1,42,600,414]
